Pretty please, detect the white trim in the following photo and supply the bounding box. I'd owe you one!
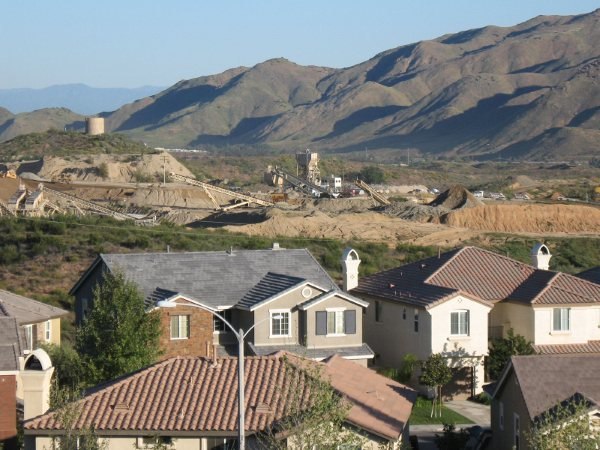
[269,309,291,338]
[326,309,346,336]
[325,307,346,312]
[249,282,326,312]
[299,290,368,310]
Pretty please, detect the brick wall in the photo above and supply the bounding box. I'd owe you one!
[0,375,16,441]
[159,305,214,360]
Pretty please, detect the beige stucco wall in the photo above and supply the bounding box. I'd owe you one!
[431,295,491,357]
[304,295,363,349]
[29,435,220,450]
[361,294,432,367]
[533,305,600,345]
[489,302,535,342]
[490,370,531,450]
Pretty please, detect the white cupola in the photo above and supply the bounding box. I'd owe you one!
[531,243,552,270]
[341,248,361,291]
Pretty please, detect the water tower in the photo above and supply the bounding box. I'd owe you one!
[86,117,105,135]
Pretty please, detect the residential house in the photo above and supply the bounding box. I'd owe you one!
[489,354,600,450]
[70,246,374,365]
[0,290,68,352]
[24,353,416,450]
[350,244,600,397]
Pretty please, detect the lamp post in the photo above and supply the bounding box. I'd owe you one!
[157,300,278,450]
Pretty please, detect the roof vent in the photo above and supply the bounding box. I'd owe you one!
[272,242,280,250]
[253,403,272,414]
[112,402,130,412]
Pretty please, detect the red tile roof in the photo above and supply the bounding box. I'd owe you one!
[353,246,600,308]
[25,354,415,441]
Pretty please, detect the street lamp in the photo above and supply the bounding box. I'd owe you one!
[157,300,280,450]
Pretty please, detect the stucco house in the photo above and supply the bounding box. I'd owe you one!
[0,290,68,352]
[24,353,416,450]
[489,354,600,450]
[350,244,600,397]
[70,246,374,365]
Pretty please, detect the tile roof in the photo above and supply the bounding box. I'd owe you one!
[323,354,417,440]
[503,354,600,420]
[83,249,336,309]
[236,272,307,310]
[353,246,600,308]
[0,290,68,325]
[25,354,414,441]
[249,343,375,361]
[0,317,23,371]
[534,340,600,355]
[577,266,600,284]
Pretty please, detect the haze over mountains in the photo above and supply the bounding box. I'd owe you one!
[1,9,599,160]
[0,84,164,115]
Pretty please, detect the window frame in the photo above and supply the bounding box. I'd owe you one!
[414,309,419,332]
[270,309,291,338]
[552,307,571,332]
[45,320,51,342]
[170,315,190,340]
[375,301,383,323]
[326,308,346,336]
[513,413,520,450]
[24,324,34,351]
[213,309,232,334]
[450,310,470,336]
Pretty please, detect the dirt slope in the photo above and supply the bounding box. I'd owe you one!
[444,203,600,233]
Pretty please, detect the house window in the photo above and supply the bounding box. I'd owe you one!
[402,308,406,320]
[553,308,570,332]
[414,309,419,332]
[499,401,504,431]
[514,413,520,450]
[327,310,345,335]
[170,315,190,339]
[24,324,34,351]
[450,310,470,336]
[213,310,232,333]
[270,310,290,337]
[205,437,237,450]
[45,320,51,342]
[138,436,173,448]
[375,301,383,323]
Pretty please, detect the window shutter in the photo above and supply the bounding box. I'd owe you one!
[344,310,356,334]
[316,311,327,336]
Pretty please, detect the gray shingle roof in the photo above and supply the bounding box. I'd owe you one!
[248,342,375,360]
[505,354,600,420]
[0,290,68,325]
[0,317,22,371]
[236,272,307,310]
[98,249,336,309]
[577,266,600,284]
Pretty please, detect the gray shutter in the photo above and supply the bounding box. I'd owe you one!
[344,310,356,334]
[316,311,327,336]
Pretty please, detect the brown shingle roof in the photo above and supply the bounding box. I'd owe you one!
[25,354,415,440]
[504,354,600,420]
[353,246,600,308]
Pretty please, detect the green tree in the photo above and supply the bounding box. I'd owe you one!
[41,343,86,390]
[76,270,161,384]
[528,396,600,450]
[488,329,534,380]
[421,354,452,418]
[359,166,385,184]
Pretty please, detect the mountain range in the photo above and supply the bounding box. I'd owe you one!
[1,9,599,161]
[0,84,164,115]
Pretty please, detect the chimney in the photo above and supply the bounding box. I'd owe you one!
[341,248,361,291]
[531,243,552,270]
[20,349,54,420]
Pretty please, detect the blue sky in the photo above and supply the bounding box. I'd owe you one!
[1,1,598,89]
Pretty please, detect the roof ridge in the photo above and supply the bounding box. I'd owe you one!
[424,246,468,283]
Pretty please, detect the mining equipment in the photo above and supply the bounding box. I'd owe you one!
[354,179,391,206]
[169,172,274,210]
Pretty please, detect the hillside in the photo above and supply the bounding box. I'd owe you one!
[1,10,599,160]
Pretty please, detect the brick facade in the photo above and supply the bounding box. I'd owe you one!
[0,375,16,441]
[159,303,215,360]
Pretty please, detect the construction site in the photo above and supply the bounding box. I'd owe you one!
[0,149,599,247]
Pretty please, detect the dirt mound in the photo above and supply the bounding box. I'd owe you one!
[382,201,450,222]
[18,152,194,184]
[444,203,600,233]
[430,185,482,209]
